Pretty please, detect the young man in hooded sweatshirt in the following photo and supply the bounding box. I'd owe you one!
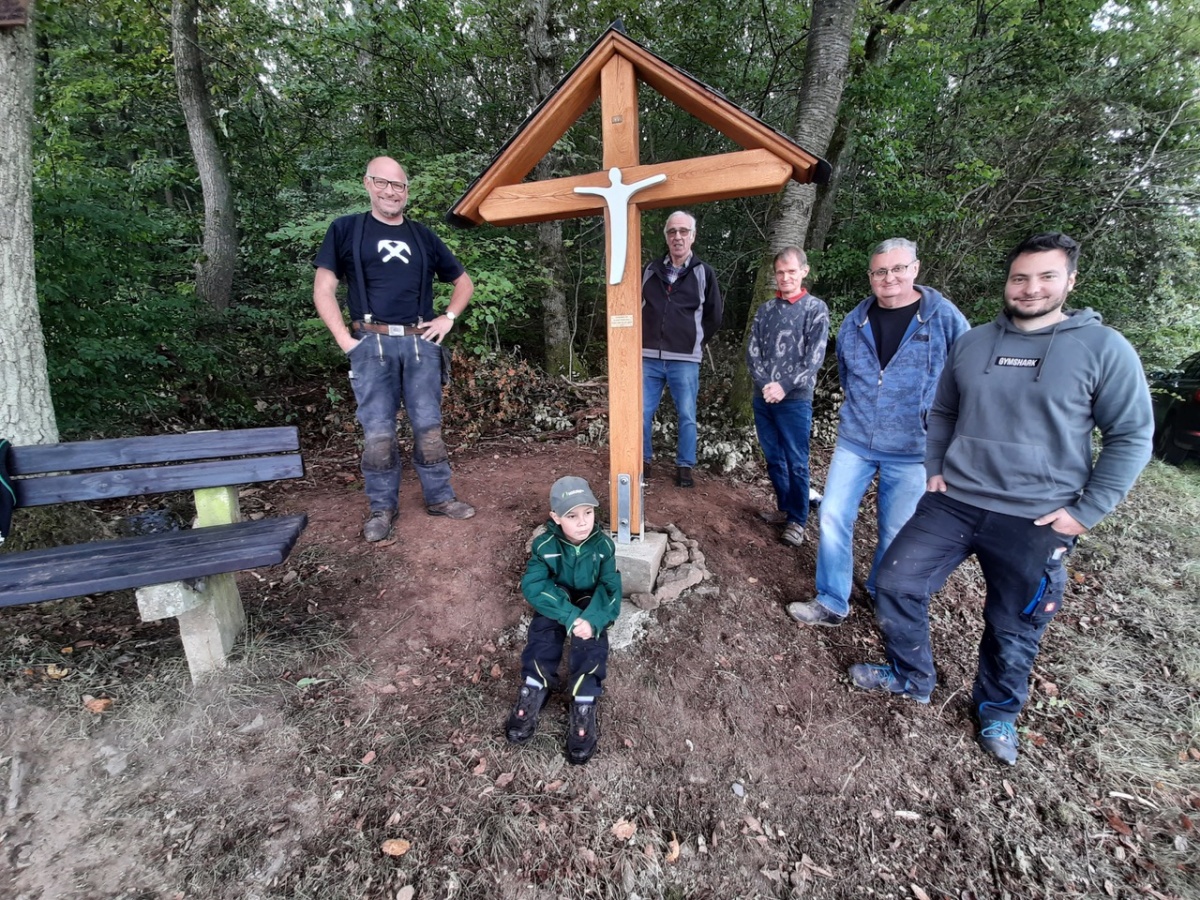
[847,232,1153,766]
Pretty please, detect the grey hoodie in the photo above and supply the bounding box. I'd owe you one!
[926,308,1152,529]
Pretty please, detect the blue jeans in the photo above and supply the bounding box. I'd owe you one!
[814,442,926,617]
[751,396,813,527]
[643,358,699,468]
[347,332,455,512]
[873,491,1074,721]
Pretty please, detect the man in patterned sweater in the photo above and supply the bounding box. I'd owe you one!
[746,246,830,546]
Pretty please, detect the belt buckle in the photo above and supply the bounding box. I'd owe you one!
[387,324,406,337]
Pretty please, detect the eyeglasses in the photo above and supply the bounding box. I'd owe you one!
[869,262,916,279]
[366,175,409,192]
[665,228,693,237]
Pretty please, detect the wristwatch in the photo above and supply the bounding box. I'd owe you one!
[445,309,457,322]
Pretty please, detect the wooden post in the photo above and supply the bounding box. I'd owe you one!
[600,54,644,540]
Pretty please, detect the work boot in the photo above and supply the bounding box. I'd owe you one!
[675,466,694,488]
[363,509,397,543]
[978,720,1019,766]
[505,683,550,744]
[427,499,476,519]
[566,701,599,765]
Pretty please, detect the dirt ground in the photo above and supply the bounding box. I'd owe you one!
[1,431,1196,899]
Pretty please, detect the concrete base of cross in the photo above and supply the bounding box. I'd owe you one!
[613,530,668,596]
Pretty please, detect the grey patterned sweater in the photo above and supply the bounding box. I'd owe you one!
[746,292,831,401]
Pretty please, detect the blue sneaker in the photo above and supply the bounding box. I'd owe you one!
[978,720,1019,766]
[848,663,931,704]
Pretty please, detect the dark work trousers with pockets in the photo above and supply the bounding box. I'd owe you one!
[520,612,609,700]
[873,491,1075,723]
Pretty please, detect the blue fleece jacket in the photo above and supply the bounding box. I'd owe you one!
[835,286,970,458]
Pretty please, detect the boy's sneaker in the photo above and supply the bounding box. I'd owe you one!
[847,662,931,704]
[566,702,599,765]
[787,600,846,627]
[758,509,788,526]
[505,684,549,744]
[978,719,1019,766]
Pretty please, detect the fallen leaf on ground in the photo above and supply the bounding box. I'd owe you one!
[45,664,70,679]
[396,886,415,900]
[611,818,637,841]
[361,750,376,765]
[911,885,931,900]
[381,838,411,856]
[472,757,487,775]
[495,772,515,788]
[665,834,681,863]
[83,696,113,714]
[490,663,502,678]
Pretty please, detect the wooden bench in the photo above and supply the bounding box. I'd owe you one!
[0,427,308,680]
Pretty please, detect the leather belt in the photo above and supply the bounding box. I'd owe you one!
[352,320,429,337]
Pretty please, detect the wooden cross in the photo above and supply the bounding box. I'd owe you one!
[448,27,827,542]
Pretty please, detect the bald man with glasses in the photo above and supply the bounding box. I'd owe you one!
[641,210,724,488]
[314,156,476,543]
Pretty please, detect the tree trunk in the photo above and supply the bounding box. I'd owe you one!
[730,0,858,422]
[0,4,60,445]
[522,0,584,377]
[172,0,237,311]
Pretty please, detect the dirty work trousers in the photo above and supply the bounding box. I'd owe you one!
[873,491,1075,723]
[520,614,609,701]
[348,331,455,512]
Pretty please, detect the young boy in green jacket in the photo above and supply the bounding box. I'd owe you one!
[506,476,622,764]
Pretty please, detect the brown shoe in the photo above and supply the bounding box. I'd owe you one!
[758,510,787,526]
[427,499,476,519]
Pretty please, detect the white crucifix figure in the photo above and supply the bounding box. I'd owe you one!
[574,167,668,284]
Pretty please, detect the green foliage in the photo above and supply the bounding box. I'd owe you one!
[26,0,1200,437]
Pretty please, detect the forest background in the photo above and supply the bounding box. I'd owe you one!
[7,0,1200,442]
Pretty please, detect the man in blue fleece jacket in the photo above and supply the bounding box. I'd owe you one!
[788,238,969,627]
[848,233,1153,766]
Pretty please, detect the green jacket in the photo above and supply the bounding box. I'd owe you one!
[520,521,623,632]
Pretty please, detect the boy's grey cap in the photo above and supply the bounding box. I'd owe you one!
[550,476,599,517]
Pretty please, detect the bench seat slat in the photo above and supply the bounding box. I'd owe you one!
[14,454,304,508]
[8,427,301,476]
[0,514,308,607]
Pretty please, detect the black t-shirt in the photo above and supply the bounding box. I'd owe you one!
[867,299,919,369]
[314,213,465,324]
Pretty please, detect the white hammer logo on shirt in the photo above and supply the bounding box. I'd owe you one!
[378,240,412,263]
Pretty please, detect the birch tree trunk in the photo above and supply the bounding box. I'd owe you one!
[1,4,60,445]
[172,0,237,311]
[730,0,858,421]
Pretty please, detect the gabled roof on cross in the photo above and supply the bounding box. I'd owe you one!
[445,22,830,229]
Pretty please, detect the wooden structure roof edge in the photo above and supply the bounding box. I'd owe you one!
[445,23,830,230]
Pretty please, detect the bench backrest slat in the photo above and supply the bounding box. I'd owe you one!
[8,427,305,508]
[8,426,300,475]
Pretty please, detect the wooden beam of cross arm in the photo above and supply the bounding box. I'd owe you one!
[477,149,792,226]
